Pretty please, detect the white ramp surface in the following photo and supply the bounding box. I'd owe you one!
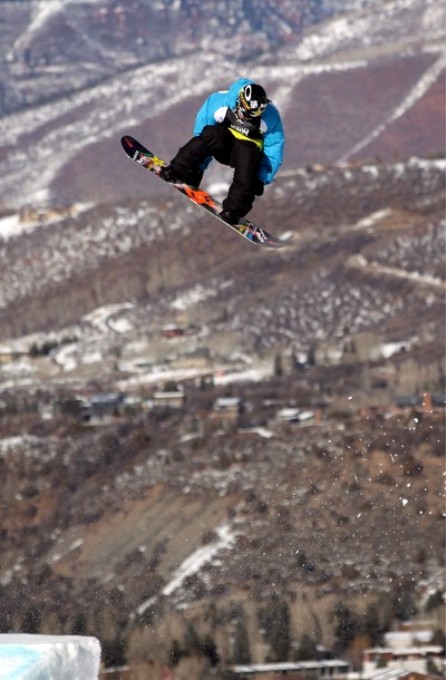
[0,635,101,680]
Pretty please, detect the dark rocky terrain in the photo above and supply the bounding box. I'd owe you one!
[0,386,444,677]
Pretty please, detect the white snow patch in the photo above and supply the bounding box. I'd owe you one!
[0,634,101,680]
[52,343,78,372]
[81,351,103,366]
[381,340,412,358]
[117,366,212,391]
[240,427,275,439]
[170,284,217,311]
[137,523,236,615]
[0,214,22,240]
[0,435,41,455]
[355,208,391,229]
[214,364,273,385]
[108,317,133,334]
[83,303,135,333]
[0,204,94,241]
[69,538,84,552]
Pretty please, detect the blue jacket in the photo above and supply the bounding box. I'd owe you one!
[193,78,285,185]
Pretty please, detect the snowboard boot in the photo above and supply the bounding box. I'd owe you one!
[220,209,241,225]
[160,164,203,188]
[159,164,178,183]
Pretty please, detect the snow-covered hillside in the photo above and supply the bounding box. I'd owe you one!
[0,155,443,405]
[0,0,386,115]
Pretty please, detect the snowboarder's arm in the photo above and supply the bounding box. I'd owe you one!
[193,94,229,135]
[259,105,285,184]
[214,106,229,124]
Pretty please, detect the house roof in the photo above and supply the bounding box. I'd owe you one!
[232,660,350,674]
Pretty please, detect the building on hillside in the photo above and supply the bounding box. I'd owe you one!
[87,392,125,420]
[362,646,443,676]
[363,670,441,680]
[431,392,446,406]
[162,324,186,339]
[231,659,350,679]
[276,407,316,424]
[210,396,244,430]
[363,629,444,676]
[394,395,422,409]
[343,331,383,363]
[99,666,133,679]
[0,350,28,364]
[152,384,185,409]
[170,347,212,370]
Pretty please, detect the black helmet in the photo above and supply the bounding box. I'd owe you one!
[236,83,269,119]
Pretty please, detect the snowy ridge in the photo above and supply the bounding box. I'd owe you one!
[11,0,67,53]
[340,51,446,161]
[291,0,445,62]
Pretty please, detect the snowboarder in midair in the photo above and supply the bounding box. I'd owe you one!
[160,78,285,225]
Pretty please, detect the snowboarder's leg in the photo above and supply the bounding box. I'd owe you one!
[163,126,232,186]
[222,140,263,219]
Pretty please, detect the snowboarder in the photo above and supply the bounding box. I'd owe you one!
[160,78,285,225]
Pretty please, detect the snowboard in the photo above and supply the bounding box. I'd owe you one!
[120,135,285,248]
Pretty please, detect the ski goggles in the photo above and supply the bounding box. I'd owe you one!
[238,90,269,118]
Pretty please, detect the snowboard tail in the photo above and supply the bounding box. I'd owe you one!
[120,135,285,248]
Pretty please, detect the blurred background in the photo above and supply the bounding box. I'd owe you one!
[0,1,445,679]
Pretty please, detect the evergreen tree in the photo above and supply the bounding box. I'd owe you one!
[22,607,41,635]
[274,353,283,377]
[200,635,219,666]
[233,619,251,664]
[332,602,359,654]
[426,657,442,676]
[425,590,444,613]
[294,633,318,661]
[258,593,291,661]
[391,584,417,621]
[169,639,185,666]
[183,622,201,654]
[362,601,385,646]
[71,612,88,636]
[101,636,127,668]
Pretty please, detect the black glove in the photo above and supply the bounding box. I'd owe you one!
[254,179,264,196]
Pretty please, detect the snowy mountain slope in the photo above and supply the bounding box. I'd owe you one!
[0,0,444,210]
[0,52,230,208]
[283,0,445,62]
[0,0,385,116]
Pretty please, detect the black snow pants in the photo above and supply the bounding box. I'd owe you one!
[169,125,263,218]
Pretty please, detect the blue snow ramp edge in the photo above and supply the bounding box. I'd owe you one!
[0,635,101,680]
